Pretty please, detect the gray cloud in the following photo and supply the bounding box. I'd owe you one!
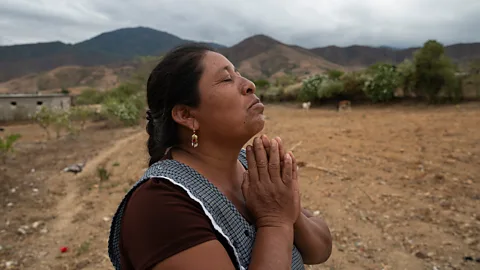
[0,0,479,48]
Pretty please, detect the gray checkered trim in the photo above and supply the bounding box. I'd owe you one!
[108,149,304,269]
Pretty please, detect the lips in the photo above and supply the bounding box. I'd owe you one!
[249,98,261,109]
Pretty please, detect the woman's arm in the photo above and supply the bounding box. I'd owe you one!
[293,208,332,264]
[153,224,294,270]
[259,135,333,264]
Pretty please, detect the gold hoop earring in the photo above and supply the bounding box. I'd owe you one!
[191,129,198,148]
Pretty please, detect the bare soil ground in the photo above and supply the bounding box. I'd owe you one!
[1,103,479,270]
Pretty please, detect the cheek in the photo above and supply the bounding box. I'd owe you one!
[200,94,246,124]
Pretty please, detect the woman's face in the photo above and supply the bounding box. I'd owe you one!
[192,51,265,144]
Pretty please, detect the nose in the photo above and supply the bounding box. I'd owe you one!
[241,77,256,95]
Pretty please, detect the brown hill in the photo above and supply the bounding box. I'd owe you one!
[311,43,480,67]
[0,27,225,83]
[220,35,345,79]
[0,65,135,94]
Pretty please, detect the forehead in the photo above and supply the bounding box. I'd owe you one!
[201,51,234,77]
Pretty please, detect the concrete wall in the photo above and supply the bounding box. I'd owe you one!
[0,94,71,122]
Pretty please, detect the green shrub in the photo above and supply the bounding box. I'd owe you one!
[101,97,142,127]
[275,74,297,87]
[253,79,270,89]
[317,79,345,99]
[396,59,416,96]
[51,109,74,138]
[0,133,21,163]
[33,106,55,139]
[260,86,283,102]
[362,64,399,103]
[341,72,366,99]
[298,74,327,102]
[75,88,106,105]
[70,106,95,130]
[327,69,344,80]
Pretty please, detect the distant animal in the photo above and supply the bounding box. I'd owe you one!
[63,162,85,174]
[337,100,351,112]
[302,101,311,110]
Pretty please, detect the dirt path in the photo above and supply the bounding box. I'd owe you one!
[36,131,145,269]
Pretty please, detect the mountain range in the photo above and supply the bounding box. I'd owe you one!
[1,26,479,92]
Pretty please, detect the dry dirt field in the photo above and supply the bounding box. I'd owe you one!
[1,103,479,270]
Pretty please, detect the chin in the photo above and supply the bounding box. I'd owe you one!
[248,117,265,136]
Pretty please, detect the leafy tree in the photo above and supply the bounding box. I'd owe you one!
[413,40,456,102]
[327,69,344,80]
[396,59,416,96]
[363,63,399,103]
[298,74,327,102]
[341,71,366,98]
[317,79,345,99]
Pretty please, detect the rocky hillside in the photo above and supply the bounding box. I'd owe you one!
[220,35,344,79]
[2,26,480,93]
[311,43,480,67]
[0,27,224,82]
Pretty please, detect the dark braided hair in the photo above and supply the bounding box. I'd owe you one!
[146,43,216,166]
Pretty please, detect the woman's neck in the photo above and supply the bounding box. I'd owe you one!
[171,140,246,190]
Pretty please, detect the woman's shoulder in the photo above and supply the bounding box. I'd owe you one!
[121,177,218,269]
[123,177,205,221]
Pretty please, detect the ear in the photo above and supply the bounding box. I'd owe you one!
[171,104,199,130]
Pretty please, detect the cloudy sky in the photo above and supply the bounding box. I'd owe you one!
[1,0,479,48]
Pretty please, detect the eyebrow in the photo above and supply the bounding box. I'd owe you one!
[216,65,238,75]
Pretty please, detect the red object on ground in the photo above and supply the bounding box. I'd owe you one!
[60,246,68,253]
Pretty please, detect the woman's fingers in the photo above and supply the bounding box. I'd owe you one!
[282,153,293,186]
[275,137,286,164]
[253,137,270,182]
[241,171,249,196]
[290,152,298,181]
[268,139,281,181]
[261,135,271,153]
[246,145,259,183]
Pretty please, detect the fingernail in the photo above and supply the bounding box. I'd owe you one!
[285,153,291,160]
[271,139,277,147]
[246,145,252,151]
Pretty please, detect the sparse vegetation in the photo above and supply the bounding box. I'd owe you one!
[0,133,21,163]
[33,106,55,139]
[33,105,97,139]
[97,166,110,182]
[69,106,95,130]
[74,88,106,105]
[51,109,74,139]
